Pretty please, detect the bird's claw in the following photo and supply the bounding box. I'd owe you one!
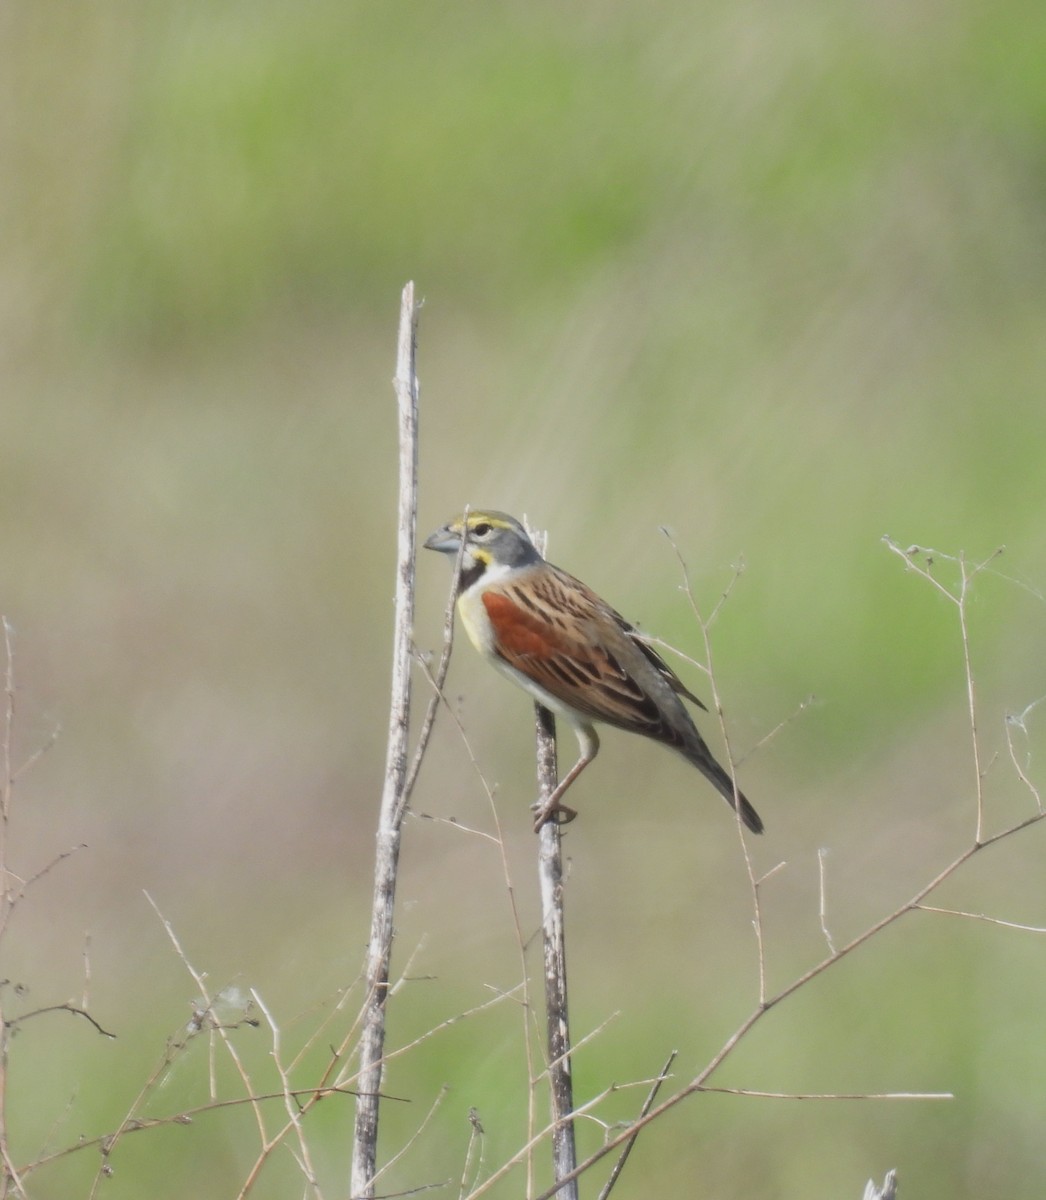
[531,799,578,832]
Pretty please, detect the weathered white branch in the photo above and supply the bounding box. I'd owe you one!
[863,1168,898,1200]
[535,703,578,1200]
[351,282,420,1198]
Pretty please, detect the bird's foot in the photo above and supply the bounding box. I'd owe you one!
[531,797,578,832]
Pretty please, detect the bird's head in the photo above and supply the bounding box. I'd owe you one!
[423,510,543,578]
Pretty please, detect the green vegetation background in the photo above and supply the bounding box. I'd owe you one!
[3,1,1045,1196]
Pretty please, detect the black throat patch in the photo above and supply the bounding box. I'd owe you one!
[459,560,486,593]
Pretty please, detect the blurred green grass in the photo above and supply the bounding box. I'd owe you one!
[2,0,1045,1196]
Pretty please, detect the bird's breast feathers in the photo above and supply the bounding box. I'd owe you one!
[457,572,584,722]
[455,560,519,654]
[456,582,498,656]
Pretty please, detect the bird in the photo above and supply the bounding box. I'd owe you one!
[423,510,763,834]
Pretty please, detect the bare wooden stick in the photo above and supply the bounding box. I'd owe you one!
[351,282,420,1198]
[535,702,578,1199]
[863,1169,898,1200]
[0,616,22,1199]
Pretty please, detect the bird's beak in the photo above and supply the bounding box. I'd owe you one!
[422,525,461,554]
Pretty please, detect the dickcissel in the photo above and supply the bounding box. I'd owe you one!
[423,511,763,834]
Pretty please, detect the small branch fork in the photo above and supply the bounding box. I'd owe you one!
[882,540,1008,842]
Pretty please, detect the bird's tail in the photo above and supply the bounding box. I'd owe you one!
[682,740,764,834]
[733,788,764,835]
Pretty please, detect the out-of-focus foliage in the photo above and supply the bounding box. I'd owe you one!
[2,1,1045,1197]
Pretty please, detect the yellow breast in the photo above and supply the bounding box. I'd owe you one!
[456,586,496,656]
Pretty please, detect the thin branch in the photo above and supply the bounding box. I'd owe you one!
[958,553,989,841]
[660,534,769,1002]
[597,1050,676,1200]
[339,984,522,1089]
[534,704,577,1200]
[818,847,836,954]
[5,1003,115,1040]
[1,618,13,830]
[372,1084,449,1185]
[138,895,267,1162]
[249,989,323,1198]
[5,844,88,911]
[699,1087,951,1101]
[402,509,471,804]
[284,977,365,1075]
[458,1108,486,1199]
[881,540,1004,843]
[352,282,420,1199]
[9,726,61,788]
[743,694,817,763]
[1004,699,1045,812]
[914,905,1046,933]
[461,1077,661,1200]
[21,1086,361,1177]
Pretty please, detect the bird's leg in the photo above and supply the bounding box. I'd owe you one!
[531,761,584,829]
[532,726,599,831]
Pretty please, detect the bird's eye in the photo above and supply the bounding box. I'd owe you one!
[472,522,492,537]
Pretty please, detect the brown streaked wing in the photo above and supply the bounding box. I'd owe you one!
[480,572,683,742]
[615,616,708,711]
